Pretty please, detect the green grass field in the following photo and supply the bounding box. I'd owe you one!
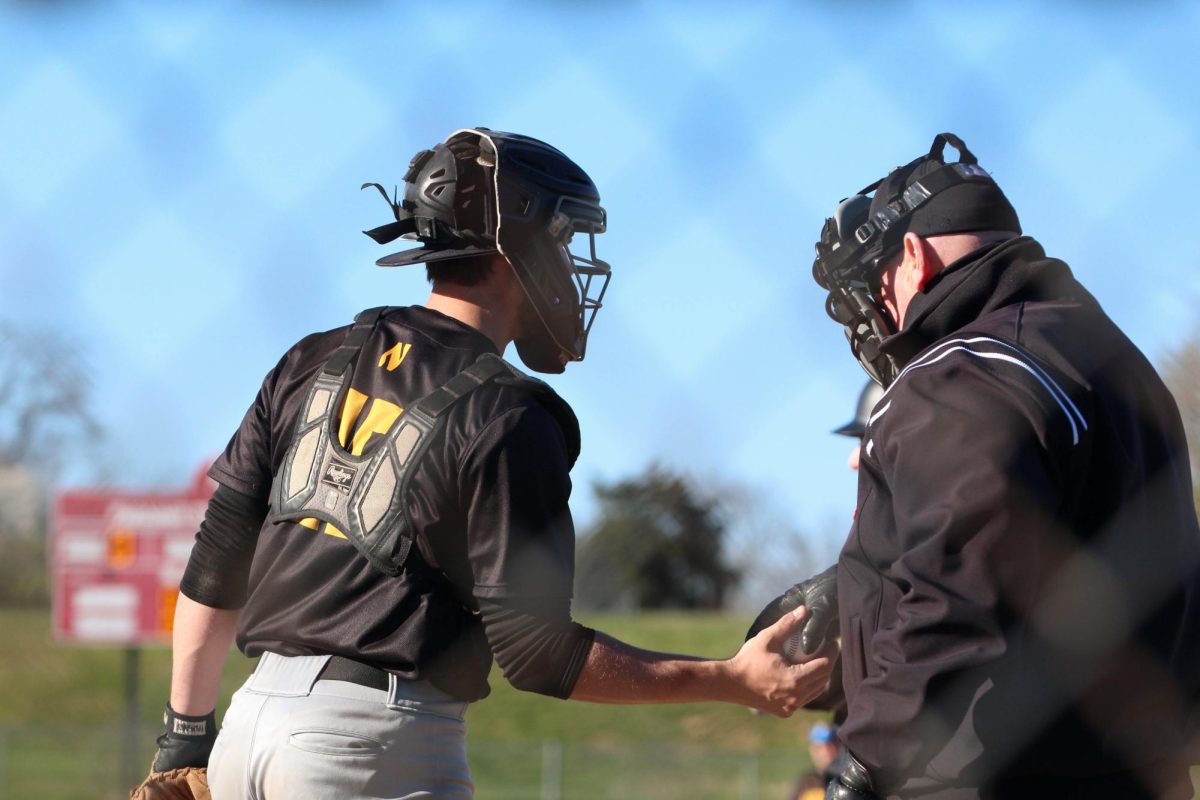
[0,608,822,800]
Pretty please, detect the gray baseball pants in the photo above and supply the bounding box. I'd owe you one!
[208,652,473,799]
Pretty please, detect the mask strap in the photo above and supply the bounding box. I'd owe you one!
[929,132,978,166]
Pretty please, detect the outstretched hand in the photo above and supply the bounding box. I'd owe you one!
[731,607,834,717]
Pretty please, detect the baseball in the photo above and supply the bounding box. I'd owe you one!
[783,628,803,663]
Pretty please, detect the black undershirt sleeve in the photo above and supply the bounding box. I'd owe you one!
[478,595,595,699]
[179,483,267,610]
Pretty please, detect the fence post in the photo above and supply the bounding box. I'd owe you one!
[0,725,7,800]
[120,647,142,795]
[540,739,563,800]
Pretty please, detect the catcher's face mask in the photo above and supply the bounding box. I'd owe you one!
[363,128,611,375]
[486,129,611,374]
[811,132,1019,387]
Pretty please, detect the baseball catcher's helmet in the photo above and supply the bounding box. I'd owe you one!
[832,381,885,438]
[812,133,1019,387]
[363,128,611,374]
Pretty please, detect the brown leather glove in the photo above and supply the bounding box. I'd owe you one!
[129,764,210,800]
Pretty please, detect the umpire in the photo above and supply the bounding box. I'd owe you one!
[803,133,1200,799]
[137,128,831,799]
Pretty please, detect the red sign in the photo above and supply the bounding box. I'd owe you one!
[51,466,215,644]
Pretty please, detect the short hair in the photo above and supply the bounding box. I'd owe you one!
[425,254,496,287]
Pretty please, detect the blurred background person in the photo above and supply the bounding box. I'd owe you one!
[783,382,877,800]
[833,382,885,473]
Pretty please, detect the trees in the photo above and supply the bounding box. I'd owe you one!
[1161,326,1200,522]
[0,320,105,606]
[0,321,104,480]
[1162,327,1200,495]
[575,465,741,611]
[718,482,844,615]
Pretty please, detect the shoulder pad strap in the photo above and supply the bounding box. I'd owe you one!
[409,353,512,419]
[322,306,394,377]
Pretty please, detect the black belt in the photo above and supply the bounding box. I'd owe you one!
[317,655,391,691]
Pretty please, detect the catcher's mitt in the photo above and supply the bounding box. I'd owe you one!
[130,765,210,800]
[745,564,839,656]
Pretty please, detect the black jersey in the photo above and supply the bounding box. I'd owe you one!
[202,306,582,702]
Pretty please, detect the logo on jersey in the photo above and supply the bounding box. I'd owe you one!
[379,341,412,372]
[321,460,357,495]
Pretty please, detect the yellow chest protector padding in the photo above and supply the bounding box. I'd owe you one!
[266,307,575,576]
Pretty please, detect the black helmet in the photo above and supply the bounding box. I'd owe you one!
[363,128,611,374]
[832,381,885,438]
[812,133,1019,387]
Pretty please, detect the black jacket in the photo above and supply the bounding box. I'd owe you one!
[838,237,1200,799]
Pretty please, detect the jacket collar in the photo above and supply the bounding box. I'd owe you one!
[880,236,1085,369]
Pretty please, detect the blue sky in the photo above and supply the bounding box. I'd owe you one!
[2,0,1198,552]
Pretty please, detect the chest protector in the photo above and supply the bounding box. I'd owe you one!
[267,307,580,576]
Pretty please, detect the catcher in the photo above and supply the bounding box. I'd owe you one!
[133,128,833,799]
